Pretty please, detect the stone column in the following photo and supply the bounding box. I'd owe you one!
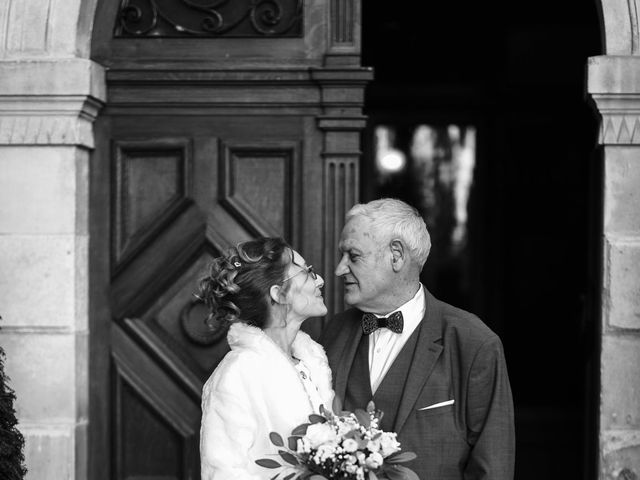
[588,55,640,479]
[0,57,104,480]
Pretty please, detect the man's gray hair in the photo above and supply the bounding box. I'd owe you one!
[346,198,431,268]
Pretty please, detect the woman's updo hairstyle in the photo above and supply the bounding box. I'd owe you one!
[197,237,292,330]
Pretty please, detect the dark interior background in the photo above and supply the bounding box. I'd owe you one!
[360,1,603,478]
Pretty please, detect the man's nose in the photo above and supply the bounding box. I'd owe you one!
[314,273,325,288]
[335,256,348,276]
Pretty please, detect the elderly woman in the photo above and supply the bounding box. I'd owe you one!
[198,237,334,479]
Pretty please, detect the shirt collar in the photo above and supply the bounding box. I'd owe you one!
[375,283,426,328]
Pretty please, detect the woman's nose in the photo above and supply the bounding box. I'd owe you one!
[315,273,325,288]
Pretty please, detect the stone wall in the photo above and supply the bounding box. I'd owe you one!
[587,2,640,474]
[0,0,104,477]
[588,54,640,478]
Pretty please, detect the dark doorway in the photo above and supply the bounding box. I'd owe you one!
[361,2,602,478]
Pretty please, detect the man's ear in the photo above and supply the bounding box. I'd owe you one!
[389,239,405,272]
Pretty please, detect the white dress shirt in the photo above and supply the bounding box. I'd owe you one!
[368,284,426,394]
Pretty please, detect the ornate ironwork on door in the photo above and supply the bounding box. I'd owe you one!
[115,0,303,37]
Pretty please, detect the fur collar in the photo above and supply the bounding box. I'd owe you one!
[228,322,335,412]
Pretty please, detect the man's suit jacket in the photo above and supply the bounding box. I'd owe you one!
[321,288,515,480]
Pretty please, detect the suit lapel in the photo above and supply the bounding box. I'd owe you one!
[334,309,365,405]
[393,288,444,433]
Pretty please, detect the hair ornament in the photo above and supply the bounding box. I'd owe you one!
[233,261,241,268]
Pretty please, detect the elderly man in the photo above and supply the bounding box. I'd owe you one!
[321,198,515,479]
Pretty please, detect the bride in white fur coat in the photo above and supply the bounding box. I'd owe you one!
[198,237,334,480]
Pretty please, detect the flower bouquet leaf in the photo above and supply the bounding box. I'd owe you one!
[255,401,418,480]
[309,413,327,424]
[279,450,299,466]
[255,458,281,469]
[292,423,311,436]
[288,436,300,450]
[271,432,286,447]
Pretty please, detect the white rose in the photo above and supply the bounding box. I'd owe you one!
[342,438,358,453]
[379,433,401,457]
[355,451,366,465]
[365,451,383,470]
[366,439,381,453]
[305,423,338,449]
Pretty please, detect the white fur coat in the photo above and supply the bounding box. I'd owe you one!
[200,322,335,480]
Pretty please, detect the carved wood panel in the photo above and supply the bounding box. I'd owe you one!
[323,157,358,315]
[108,124,304,479]
[331,0,354,44]
[112,324,200,480]
[220,140,299,239]
[112,138,192,273]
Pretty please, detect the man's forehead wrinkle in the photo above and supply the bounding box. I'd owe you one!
[346,225,372,239]
[346,225,359,235]
[338,237,368,255]
[340,218,380,252]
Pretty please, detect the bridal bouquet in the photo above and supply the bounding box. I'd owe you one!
[255,400,418,480]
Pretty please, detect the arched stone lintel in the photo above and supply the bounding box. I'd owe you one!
[598,0,639,54]
[0,0,89,58]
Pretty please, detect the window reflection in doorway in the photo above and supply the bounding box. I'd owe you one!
[372,124,477,308]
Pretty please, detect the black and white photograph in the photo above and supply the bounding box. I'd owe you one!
[0,0,637,479]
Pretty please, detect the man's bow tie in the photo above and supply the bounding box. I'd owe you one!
[361,311,404,335]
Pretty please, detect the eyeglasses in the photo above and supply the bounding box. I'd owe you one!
[282,264,317,283]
